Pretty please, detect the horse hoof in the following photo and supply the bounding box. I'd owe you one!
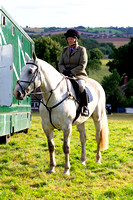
[63,170,70,175]
[81,161,86,166]
[95,160,101,164]
[47,168,55,173]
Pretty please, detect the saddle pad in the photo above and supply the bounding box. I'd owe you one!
[85,86,93,102]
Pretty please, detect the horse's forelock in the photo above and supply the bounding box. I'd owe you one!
[33,52,37,63]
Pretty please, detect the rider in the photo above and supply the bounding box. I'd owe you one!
[58,28,89,116]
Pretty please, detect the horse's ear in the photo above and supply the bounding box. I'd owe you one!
[33,52,37,63]
[25,53,31,62]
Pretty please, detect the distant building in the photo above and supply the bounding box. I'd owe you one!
[121,76,128,91]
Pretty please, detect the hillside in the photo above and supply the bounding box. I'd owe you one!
[24,26,131,48]
[24,26,133,38]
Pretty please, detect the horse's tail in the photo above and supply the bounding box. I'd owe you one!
[100,109,109,151]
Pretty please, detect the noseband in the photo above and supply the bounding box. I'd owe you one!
[17,62,39,95]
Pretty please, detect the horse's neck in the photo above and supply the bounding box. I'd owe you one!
[39,59,64,101]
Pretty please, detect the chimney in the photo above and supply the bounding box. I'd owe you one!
[124,76,128,85]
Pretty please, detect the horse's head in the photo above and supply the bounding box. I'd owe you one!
[14,52,42,100]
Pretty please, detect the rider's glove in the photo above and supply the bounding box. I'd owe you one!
[63,69,71,77]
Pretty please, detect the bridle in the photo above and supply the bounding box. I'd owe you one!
[17,62,79,129]
[17,62,40,96]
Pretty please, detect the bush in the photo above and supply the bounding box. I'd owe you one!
[33,36,62,69]
[102,70,126,111]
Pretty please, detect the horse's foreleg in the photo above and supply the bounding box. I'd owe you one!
[63,125,72,175]
[45,131,56,173]
[77,123,86,165]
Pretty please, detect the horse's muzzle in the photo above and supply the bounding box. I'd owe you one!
[14,86,26,100]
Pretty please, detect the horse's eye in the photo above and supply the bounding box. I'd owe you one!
[28,69,33,74]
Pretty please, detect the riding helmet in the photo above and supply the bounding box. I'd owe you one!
[64,29,80,39]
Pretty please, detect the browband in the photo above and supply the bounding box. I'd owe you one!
[26,62,38,68]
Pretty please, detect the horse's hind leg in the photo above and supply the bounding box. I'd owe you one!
[77,122,86,165]
[95,121,102,164]
[92,105,109,164]
[92,114,102,164]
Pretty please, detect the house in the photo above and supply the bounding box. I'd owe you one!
[120,76,128,91]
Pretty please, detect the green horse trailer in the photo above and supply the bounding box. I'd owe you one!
[0,7,34,143]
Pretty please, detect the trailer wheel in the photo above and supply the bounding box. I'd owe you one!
[23,128,28,133]
[0,134,11,144]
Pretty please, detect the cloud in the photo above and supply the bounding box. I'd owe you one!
[1,0,133,28]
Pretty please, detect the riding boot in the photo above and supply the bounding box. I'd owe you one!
[80,89,89,116]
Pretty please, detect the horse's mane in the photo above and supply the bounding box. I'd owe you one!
[37,58,60,76]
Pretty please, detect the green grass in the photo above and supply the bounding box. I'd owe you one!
[89,59,111,83]
[0,113,133,199]
[83,28,123,34]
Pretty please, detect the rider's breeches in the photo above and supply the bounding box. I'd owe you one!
[78,79,86,93]
[78,79,89,106]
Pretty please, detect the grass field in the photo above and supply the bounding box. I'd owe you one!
[95,38,130,49]
[89,59,111,84]
[0,113,133,200]
[84,28,123,34]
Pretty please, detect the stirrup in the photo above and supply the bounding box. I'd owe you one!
[81,106,89,116]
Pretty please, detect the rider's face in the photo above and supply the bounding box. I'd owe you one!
[67,37,76,47]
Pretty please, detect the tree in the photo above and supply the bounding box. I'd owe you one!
[80,37,99,50]
[33,36,62,69]
[102,70,126,111]
[124,79,133,107]
[87,58,102,73]
[107,38,133,81]
[50,34,67,47]
[125,79,133,97]
[89,48,104,60]
[99,42,114,56]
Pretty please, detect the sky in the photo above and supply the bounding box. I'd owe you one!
[0,0,133,28]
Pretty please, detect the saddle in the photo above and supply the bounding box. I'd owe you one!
[68,77,92,103]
